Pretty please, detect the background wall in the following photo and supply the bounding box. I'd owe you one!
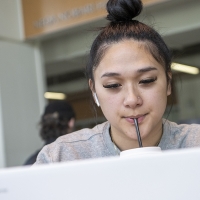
[0,0,46,167]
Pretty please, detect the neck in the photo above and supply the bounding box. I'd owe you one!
[110,125,163,151]
[110,130,139,151]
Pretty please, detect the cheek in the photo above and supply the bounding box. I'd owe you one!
[98,93,121,117]
[101,95,118,110]
[149,86,168,109]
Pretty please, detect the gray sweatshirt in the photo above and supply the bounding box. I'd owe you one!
[34,119,200,165]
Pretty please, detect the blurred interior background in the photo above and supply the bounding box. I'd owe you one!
[0,0,200,167]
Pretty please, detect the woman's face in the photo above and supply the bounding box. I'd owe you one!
[90,40,171,147]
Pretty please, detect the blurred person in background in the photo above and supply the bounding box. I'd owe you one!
[24,100,75,165]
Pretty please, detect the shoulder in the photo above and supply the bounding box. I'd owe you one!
[162,119,200,149]
[56,121,109,143]
[163,119,200,135]
[34,121,110,164]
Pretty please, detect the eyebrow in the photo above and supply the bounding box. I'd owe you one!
[101,66,157,78]
[101,72,120,78]
[137,66,158,73]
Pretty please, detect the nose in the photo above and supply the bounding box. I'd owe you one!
[123,88,142,108]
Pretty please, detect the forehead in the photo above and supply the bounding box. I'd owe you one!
[94,40,162,75]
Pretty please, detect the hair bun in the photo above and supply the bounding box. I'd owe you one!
[106,0,143,22]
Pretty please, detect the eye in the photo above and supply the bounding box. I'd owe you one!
[103,83,121,89]
[139,77,157,84]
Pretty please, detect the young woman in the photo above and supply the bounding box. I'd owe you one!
[34,0,200,164]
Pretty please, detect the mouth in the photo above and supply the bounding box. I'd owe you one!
[124,114,146,124]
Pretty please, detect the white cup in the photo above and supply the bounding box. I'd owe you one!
[120,147,162,158]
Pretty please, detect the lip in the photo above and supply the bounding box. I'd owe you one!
[124,114,146,124]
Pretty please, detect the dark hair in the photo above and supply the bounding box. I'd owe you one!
[39,101,75,141]
[86,0,172,85]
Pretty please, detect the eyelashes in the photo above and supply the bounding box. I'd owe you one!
[139,77,157,84]
[103,83,121,89]
[103,77,157,89]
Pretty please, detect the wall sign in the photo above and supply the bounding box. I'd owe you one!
[22,0,107,39]
[22,0,167,39]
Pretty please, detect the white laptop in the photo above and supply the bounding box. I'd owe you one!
[0,147,200,200]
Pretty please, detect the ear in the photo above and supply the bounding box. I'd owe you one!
[167,72,172,96]
[68,118,75,132]
[89,79,95,93]
[88,79,100,107]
